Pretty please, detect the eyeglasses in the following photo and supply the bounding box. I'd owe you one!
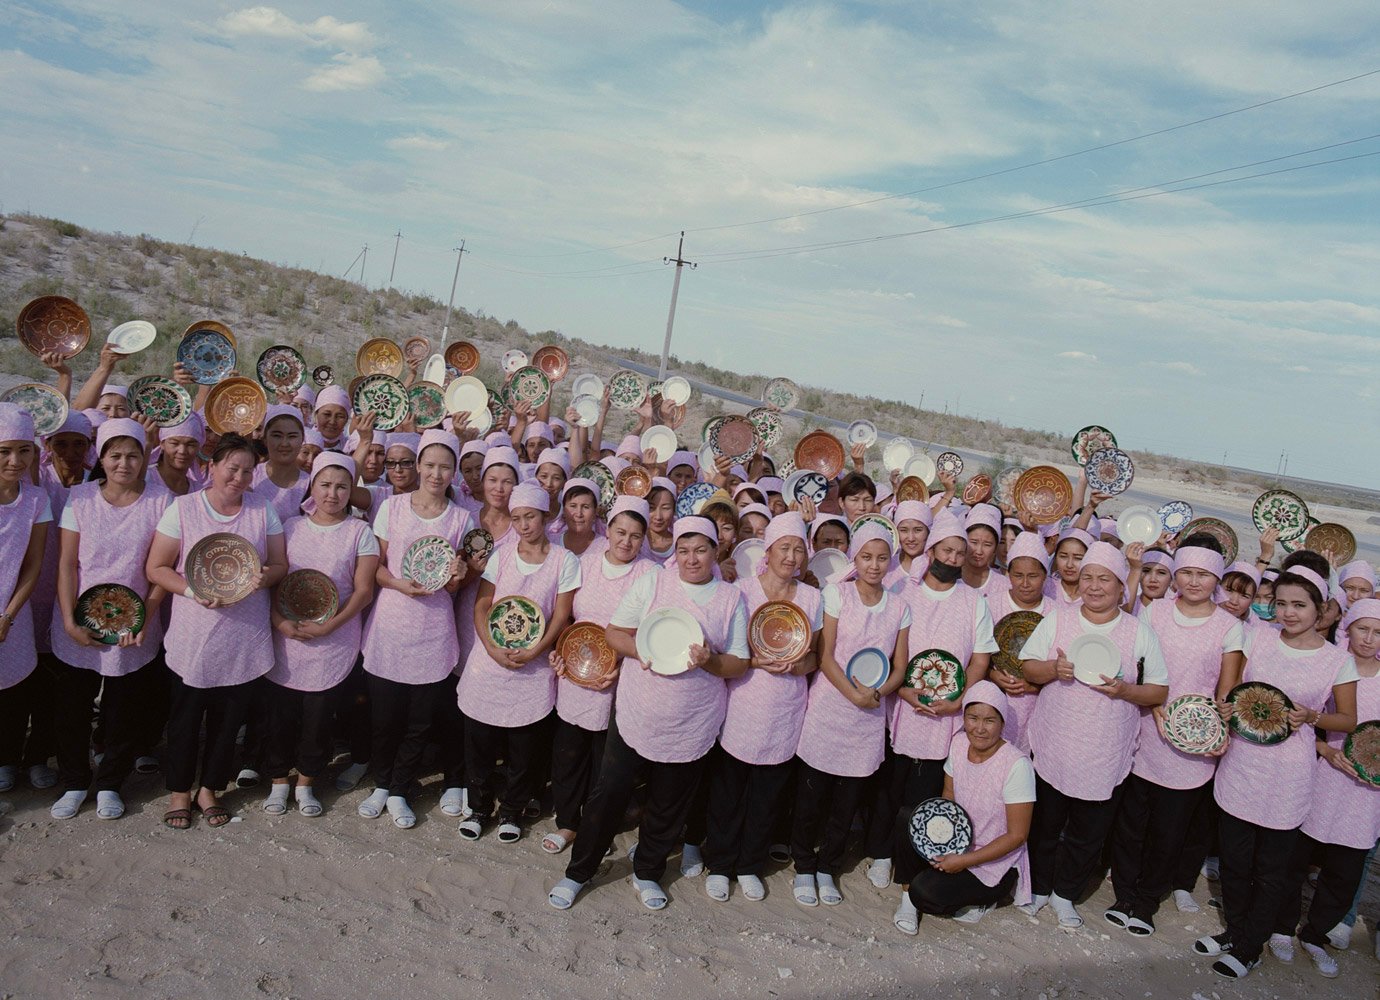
[384,460,416,470]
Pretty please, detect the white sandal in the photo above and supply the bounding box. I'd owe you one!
[817,874,842,906]
[50,790,86,820]
[548,878,585,910]
[497,822,522,844]
[386,795,416,829]
[705,874,730,902]
[95,790,124,820]
[439,786,467,818]
[893,896,919,936]
[357,788,388,819]
[542,831,571,854]
[294,787,323,818]
[738,874,766,901]
[1212,955,1258,979]
[632,877,667,910]
[792,874,818,907]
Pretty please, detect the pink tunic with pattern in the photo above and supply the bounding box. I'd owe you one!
[559,538,654,732]
[361,495,471,685]
[0,484,47,688]
[31,466,72,654]
[796,582,906,778]
[1027,608,1141,800]
[614,568,742,764]
[950,732,1032,904]
[1043,578,1082,608]
[269,515,373,692]
[721,573,822,766]
[457,541,568,728]
[1215,634,1354,830]
[454,519,515,668]
[251,465,310,522]
[50,482,169,676]
[972,568,1011,605]
[891,581,982,760]
[1302,672,1380,849]
[164,492,274,688]
[1131,600,1238,790]
[985,592,1051,755]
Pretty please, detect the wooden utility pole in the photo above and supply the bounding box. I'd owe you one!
[440,241,467,350]
[657,231,696,380]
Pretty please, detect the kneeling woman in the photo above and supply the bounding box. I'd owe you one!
[550,517,749,911]
[893,680,1033,934]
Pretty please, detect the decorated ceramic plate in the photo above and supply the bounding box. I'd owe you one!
[408,382,446,429]
[75,583,146,644]
[556,621,617,689]
[1252,489,1311,542]
[445,341,481,375]
[571,394,600,428]
[935,451,964,480]
[403,336,431,365]
[748,600,811,663]
[204,377,268,436]
[0,382,69,436]
[489,595,546,650]
[1071,425,1117,466]
[992,611,1042,677]
[993,467,1023,508]
[1067,632,1122,685]
[660,375,691,405]
[908,798,973,861]
[501,349,528,375]
[177,327,237,384]
[401,535,456,593]
[808,547,849,582]
[636,606,703,675]
[762,377,800,411]
[255,345,306,393]
[794,430,845,479]
[1227,681,1294,746]
[276,569,339,624]
[712,415,759,463]
[845,646,890,689]
[609,369,647,410]
[847,420,878,447]
[572,461,616,513]
[906,648,965,704]
[851,513,899,550]
[454,530,490,566]
[16,295,91,360]
[1280,517,1318,556]
[570,372,604,400]
[107,319,156,355]
[1343,720,1380,786]
[1178,517,1238,564]
[1117,505,1161,547]
[747,407,784,448]
[186,532,261,605]
[1085,447,1135,496]
[312,365,334,387]
[356,338,404,378]
[904,453,937,485]
[775,459,796,478]
[882,437,914,473]
[962,474,993,506]
[508,365,552,408]
[700,415,727,445]
[1013,466,1073,526]
[615,463,653,498]
[127,375,192,428]
[352,374,410,430]
[1158,500,1193,534]
[791,471,830,506]
[669,483,709,521]
[640,425,677,463]
[1303,522,1357,563]
[1164,693,1228,755]
[896,476,930,503]
[531,345,569,381]
[732,538,766,579]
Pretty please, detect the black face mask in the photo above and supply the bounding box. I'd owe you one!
[928,560,963,584]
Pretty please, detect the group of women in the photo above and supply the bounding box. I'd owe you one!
[0,341,1375,985]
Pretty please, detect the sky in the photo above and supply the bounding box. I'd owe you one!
[2,2,1378,486]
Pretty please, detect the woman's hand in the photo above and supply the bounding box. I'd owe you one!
[276,618,313,642]
[758,656,795,675]
[1258,526,1278,562]
[990,670,1031,696]
[1285,706,1316,732]
[687,643,711,672]
[917,695,963,717]
[449,556,467,586]
[848,679,882,709]
[1052,648,1074,682]
[397,578,434,598]
[1094,674,1130,700]
[117,628,144,648]
[897,686,924,712]
[172,362,194,386]
[1322,745,1360,780]
[40,351,70,376]
[1123,542,1145,569]
[929,853,970,874]
[63,618,98,648]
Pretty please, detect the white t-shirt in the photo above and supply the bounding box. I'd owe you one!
[1018,609,1169,686]
[911,582,1000,654]
[155,491,283,539]
[945,749,1037,803]
[600,555,638,580]
[482,547,582,593]
[821,583,914,629]
[296,516,380,558]
[1242,631,1360,684]
[610,573,750,658]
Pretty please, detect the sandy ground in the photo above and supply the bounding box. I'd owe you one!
[1,759,1374,1000]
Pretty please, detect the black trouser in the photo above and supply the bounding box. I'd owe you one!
[867,750,946,872]
[237,677,272,774]
[338,658,371,764]
[367,675,445,795]
[464,711,552,825]
[566,720,708,885]
[263,680,342,780]
[682,757,712,847]
[1029,774,1121,900]
[0,658,56,768]
[1274,833,1369,947]
[909,866,1019,918]
[434,674,465,789]
[163,673,255,793]
[703,749,794,878]
[551,718,607,832]
[1174,780,1218,892]
[790,760,869,877]
[1216,810,1299,963]
[54,659,164,792]
[1109,773,1208,919]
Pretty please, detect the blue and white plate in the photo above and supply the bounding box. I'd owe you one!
[908,798,973,860]
[1085,447,1134,496]
[675,481,716,519]
[1158,500,1193,535]
[177,329,237,385]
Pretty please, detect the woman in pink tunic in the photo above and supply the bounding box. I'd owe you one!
[543,496,655,855]
[1196,561,1358,980]
[50,419,170,820]
[1042,528,1091,607]
[961,504,1011,605]
[263,453,378,818]
[1271,598,1380,977]
[146,433,289,830]
[1019,541,1169,930]
[552,478,600,555]
[550,517,749,912]
[251,406,310,522]
[892,681,1034,935]
[883,499,931,591]
[457,481,579,843]
[703,512,821,902]
[987,530,1054,754]
[0,405,53,794]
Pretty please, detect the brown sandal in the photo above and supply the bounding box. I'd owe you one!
[162,808,194,830]
[197,803,232,828]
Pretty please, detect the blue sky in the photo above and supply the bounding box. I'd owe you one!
[3,2,1378,485]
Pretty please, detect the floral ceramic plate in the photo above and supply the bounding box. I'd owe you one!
[445,341,481,375]
[276,568,338,624]
[76,583,146,644]
[255,345,306,393]
[615,463,653,498]
[1303,522,1356,563]
[16,295,91,360]
[1178,517,1238,564]
[501,349,528,375]
[204,377,267,435]
[128,375,192,428]
[1227,681,1294,746]
[748,601,812,663]
[794,430,845,479]
[408,382,446,429]
[1164,693,1228,755]
[700,415,727,445]
[896,476,930,503]
[186,532,261,605]
[489,595,546,650]
[1013,466,1072,526]
[787,470,830,506]
[711,415,758,463]
[462,527,495,561]
[608,370,647,410]
[352,374,410,430]
[313,365,334,387]
[1085,447,1135,496]
[401,534,456,593]
[556,621,617,689]
[845,646,890,689]
[847,420,877,447]
[993,467,1023,509]
[909,798,973,860]
[1251,489,1310,542]
[992,610,1043,677]
[0,382,69,436]
[962,474,993,506]
[403,336,431,365]
[1344,720,1380,786]
[1071,425,1117,466]
[177,327,237,384]
[507,365,552,408]
[531,345,569,381]
[935,451,964,480]
[762,377,800,411]
[675,481,716,519]
[906,648,965,704]
[356,338,404,378]
[747,407,784,448]
[572,461,616,513]
[1158,500,1193,535]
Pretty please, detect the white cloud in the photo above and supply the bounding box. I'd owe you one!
[386,135,449,152]
[1059,351,1099,362]
[304,54,385,92]
[1145,360,1205,376]
[218,7,373,50]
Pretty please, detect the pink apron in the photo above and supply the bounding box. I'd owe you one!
[1301,672,1380,849]
[950,732,1032,904]
[891,581,981,760]
[985,592,1051,755]
[251,465,310,523]
[0,484,47,689]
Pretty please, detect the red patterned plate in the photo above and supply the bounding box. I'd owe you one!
[1012,465,1072,526]
[532,345,569,381]
[556,621,618,689]
[748,601,811,662]
[16,296,91,360]
[794,430,846,479]
[962,474,992,505]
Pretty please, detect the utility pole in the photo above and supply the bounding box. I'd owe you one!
[657,231,696,380]
[439,241,467,350]
[386,230,402,289]
[358,244,368,286]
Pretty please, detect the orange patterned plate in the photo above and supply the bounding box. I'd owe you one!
[1303,522,1356,564]
[748,600,811,663]
[962,474,992,505]
[615,463,652,497]
[896,476,930,503]
[204,377,268,436]
[403,336,431,364]
[532,345,570,381]
[794,430,846,479]
[186,532,262,605]
[356,338,404,378]
[16,296,91,360]
[182,319,237,349]
[557,620,618,690]
[445,340,481,375]
[1012,465,1072,526]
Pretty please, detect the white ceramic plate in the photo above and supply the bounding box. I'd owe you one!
[640,424,677,463]
[661,376,691,406]
[883,437,914,472]
[572,394,600,428]
[423,353,446,386]
[808,547,849,582]
[571,373,604,399]
[1067,633,1122,686]
[467,405,493,435]
[107,320,157,354]
[636,607,704,675]
[732,538,766,579]
[1118,505,1160,547]
[848,420,877,447]
[846,647,890,689]
[444,375,488,417]
[904,453,937,484]
[698,441,718,477]
[502,349,528,374]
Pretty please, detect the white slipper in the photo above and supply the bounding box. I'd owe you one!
[294,786,323,817]
[738,874,766,901]
[262,786,290,815]
[1211,955,1258,980]
[439,786,467,818]
[1050,893,1082,929]
[50,790,86,820]
[548,878,585,910]
[1017,893,1049,918]
[1104,905,1130,928]
[357,788,388,819]
[705,874,730,902]
[632,877,667,910]
[386,795,416,829]
[497,822,522,844]
[335,761,368,792]
[867,858,893,889]
[1267,932,1294,964]
[953,903,991,925]
[1193,932,1231,956]
[893,895,919,936]
[680,843,704,877]
[457,817,483,840]
[235,768,260,789]
[792,874,818,907]
[1300,941,1338,978]
[1126,916,1155,936]
[28,765,57,790]
[817,874,842,906]
[542,831,571,854]
[1326,921,1351,950]
[1172,889,1200,913]
[95,790,124,820]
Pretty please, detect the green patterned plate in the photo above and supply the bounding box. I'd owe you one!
[1251,489,1310,542]
[76,583,146,644]
[0,382,69,436]
[1343,720,1380,786]
[905,647,965,704]
[351,374,410,431]
[128,375,192,427]
[488,595,545,650]
[507,365,551,408]
[408,382,446,429]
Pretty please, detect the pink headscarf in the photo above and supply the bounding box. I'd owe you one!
[95,417,146,455]
[0,402,36,442]
[560,477,600,504]
[536,447,570,474]
[757,476,784,496]
[482,446,521,476]
[673,515,718,546]
[49,411,94,441]
[1007,531,1051,572]
[1057,526,1096,550]
[841,521,897,582]
[525,420,553,443]
[733,482,766,503]
[100,384,128,399]
[1339,560,1376,589]
[1282,565,1329,601]
[418,428,459,466]
[738,502,772,524]
[894,499,933,528]
[764,511,807,550]
[1223,560,1262,588]
[607,495,650,525]
[315,385,351,413]
[510,480,551,514]
[667,451,697,474]
[1142,550,1173,571]
[649,475,677,497]
[1080,540,1129,588]
[310,451,356,483]
[925,510,967,552]
[1172,546,1225,580]
[617,434,642,458]
[303,428,326,449]
[1341,597,1380,631]
[389,432,421,455]
[161,410,205,445]
[962,678,1011,722]
[964,503,1002,538]
[293,385,317,406]
[264,404,304,431]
